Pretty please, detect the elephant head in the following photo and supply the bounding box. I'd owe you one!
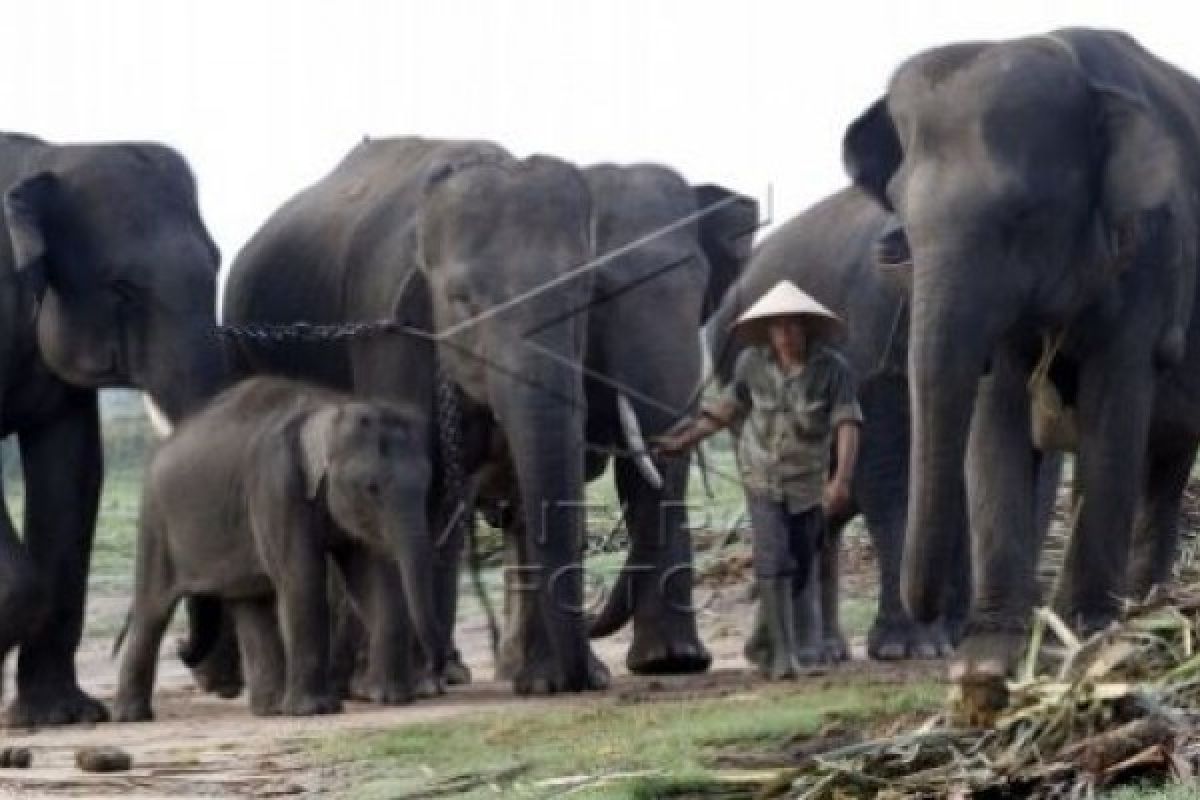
[300,399,443,671]
[4,143,226,422]
[842,33,1192,622]
[416,150,598,689]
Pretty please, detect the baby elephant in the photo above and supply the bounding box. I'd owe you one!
[115,376,444,720]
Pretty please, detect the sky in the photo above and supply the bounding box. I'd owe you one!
[1,0,1197,282]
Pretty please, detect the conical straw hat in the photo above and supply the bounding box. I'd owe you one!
[732,280,844,342]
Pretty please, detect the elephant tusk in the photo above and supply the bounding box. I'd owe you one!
[616,393,663,490]
[142,394,173,439]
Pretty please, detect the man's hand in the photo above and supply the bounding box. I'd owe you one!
[653,428,695,457]
[822,476,853,518]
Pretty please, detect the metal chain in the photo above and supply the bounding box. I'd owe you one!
[212,319,421,343]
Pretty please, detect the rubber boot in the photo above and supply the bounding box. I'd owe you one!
[759,577,801,680]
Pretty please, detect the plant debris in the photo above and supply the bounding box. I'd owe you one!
[703,584,1200,798]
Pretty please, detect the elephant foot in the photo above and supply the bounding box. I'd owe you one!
[868,618,953,661]
[626,632,712,676]
[5,685,110,728]
[443,651,472,686]
[413,675,445,700]
[281,692,342,716]
[742,624,769,670]
[183,636,244,699]
[361,682,414,706]
[111,696,153,724]
[513,652,610,695]
[248,692,283,717]
[763,652,802,681]
[950,629,1027,680]
[819,632,850,664]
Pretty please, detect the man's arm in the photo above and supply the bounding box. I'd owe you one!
[823,421,860,516]
[655,400,738,455]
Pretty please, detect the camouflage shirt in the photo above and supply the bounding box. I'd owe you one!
[710,345,863,513]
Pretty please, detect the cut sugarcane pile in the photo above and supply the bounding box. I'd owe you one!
[765,587,1200,798]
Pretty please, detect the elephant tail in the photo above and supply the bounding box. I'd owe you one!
[176,595,223,668]
[588,564,635,638]
[111,610,133,658]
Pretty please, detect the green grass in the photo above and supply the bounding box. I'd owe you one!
[1104,786,1200,799]
[316,678,943,799]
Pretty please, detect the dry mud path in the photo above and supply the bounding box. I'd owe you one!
[0,563,943,798]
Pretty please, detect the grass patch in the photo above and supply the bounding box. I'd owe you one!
[1103,786,1200,799]
[316,678,942,798]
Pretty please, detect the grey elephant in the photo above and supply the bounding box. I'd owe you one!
[114,376,442,721]
[224,138,604,694]
[0,134,225,725]
[497,163,757,679]
[843,28,1200,675]
[709,188,1062,664]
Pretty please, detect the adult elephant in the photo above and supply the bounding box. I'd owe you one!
[497,163,757,677]
[843,29,1200,675]
[0,133,225,725]
[224,137,605,694]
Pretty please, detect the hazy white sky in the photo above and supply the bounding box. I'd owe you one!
[1,0,1196,273]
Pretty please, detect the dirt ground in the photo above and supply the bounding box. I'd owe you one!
[0,535,943,798]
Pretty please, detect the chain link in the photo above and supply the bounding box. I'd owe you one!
[213,319,422,343]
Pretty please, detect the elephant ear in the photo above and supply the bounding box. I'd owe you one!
[1094,85,1192,364]
[3,171,58,301]
[843,97,902,212]
[300,407,340,500]
[693,184,758,321]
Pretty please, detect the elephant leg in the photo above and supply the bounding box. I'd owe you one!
[613,456,710,675]
[791,550,825,665]
[113,507,175,723]
[500,508,608,695]
[336,548,422,705]
[1053,356,1153,633]
[1128,440,1198,598]
[328,568,365,701]
[958,352,1041,676]
[232,598,285,716]
[495,529,532,681]
[741,581,771,669]
[8,394,109,726]
[431,500,470,686]
[186,605,245,699]
[265,522,340,716]
[816,515,850,663]
[0,490,40,694]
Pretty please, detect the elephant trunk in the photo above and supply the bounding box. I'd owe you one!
[145,318,229,425]
[493,359,590,687]
[386,507,446,675]
[902,276,998,623]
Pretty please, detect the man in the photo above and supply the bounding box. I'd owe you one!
[657,280,862,680]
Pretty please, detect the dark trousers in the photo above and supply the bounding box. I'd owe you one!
[747,494,825,587]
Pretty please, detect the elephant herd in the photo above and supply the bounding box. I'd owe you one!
[2,26,1200,725]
